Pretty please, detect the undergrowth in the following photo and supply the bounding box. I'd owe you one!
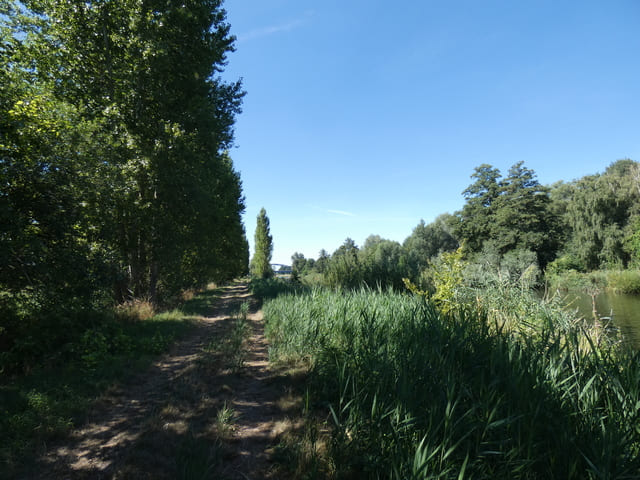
[0,287,221,478]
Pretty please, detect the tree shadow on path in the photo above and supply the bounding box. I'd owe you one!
[23,282,302,480]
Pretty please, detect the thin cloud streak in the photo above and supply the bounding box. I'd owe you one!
[306,204,356,217]
[327,209,356,217]
[237,11,314,42]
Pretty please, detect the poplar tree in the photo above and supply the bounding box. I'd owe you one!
[250,208,274,278]
[1,0,248,370]
[15,0,248,301]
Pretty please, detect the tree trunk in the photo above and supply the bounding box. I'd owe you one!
[149,260,158,305]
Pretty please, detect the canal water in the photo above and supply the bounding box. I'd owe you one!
[565,291,640,347]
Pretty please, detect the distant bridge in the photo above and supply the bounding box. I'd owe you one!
[271,263,292,275]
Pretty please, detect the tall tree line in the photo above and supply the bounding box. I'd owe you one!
[292,160,640,291]
[550,159,640,270]
[1,0,248,369]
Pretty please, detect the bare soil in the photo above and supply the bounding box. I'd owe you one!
[28,282,306,479]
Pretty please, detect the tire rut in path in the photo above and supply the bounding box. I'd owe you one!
[32,283,298,480]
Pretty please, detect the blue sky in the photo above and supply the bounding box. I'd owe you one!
[222,0,640,265]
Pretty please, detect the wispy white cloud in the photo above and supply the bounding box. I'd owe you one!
[238,11,314,42]
[327,209,356,217]
[307,204,356,217]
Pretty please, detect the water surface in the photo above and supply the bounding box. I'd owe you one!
[565,291,640,347]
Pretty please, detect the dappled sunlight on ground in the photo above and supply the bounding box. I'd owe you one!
[27,283,309,480]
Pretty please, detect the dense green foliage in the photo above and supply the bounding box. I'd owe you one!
[249,277,306,300]
[547,269,640,295]
[454,162,559,268]
[550,160,640,271]
[294,160,640,293]
[264,288,640,478]
[250,208,274,279]
[403,214,458,280]
[1,0,248,373]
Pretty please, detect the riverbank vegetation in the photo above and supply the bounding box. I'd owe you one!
[290,159,640,301]
[262,285,640,478]
[272,159,640,477]
[547,269,640,295]
[3,1,640,477]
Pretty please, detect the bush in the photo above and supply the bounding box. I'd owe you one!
[300,271,326,287]
[546,254,587,275]
[0,289,110,374]
[466,248,541,289]
[114,298,156,322]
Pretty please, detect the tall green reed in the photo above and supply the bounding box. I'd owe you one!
[263,288,640,479]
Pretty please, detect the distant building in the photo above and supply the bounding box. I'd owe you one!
[271,264,292,276]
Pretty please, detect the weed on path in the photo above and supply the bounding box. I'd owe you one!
[21,283,307,480]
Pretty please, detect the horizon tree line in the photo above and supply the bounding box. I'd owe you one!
[289,159,640,290]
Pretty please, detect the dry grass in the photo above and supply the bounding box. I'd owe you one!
[114,298,155,322]
[180,289,197,302]
[269,411,332,479]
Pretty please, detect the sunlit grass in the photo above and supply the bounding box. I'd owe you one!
[263,287,640,479]
[215,402,237,439]
[114,298,156,322]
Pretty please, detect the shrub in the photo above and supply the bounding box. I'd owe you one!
[0,289,109,374]
[300,271,326,288]
[546,254,587,275]
[114,298,156,322]
[547,270,598,292]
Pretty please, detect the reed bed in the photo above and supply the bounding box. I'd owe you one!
[263,288,640,479]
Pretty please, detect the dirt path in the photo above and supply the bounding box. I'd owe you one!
[31,283,304,479]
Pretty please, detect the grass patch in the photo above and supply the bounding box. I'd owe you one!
[546,269,607,292]
[546,268,640,294]
[265,364,331,480]
[0,285,222,478]
[270,388,330,480]
[249,277,306,300]
[114,298,156,322]
[180,287,223,315]
[263,288,640,479]
[200,300,251,374]
[114,410,224,480]
[215,402,237,439]
[607,269,640,294]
